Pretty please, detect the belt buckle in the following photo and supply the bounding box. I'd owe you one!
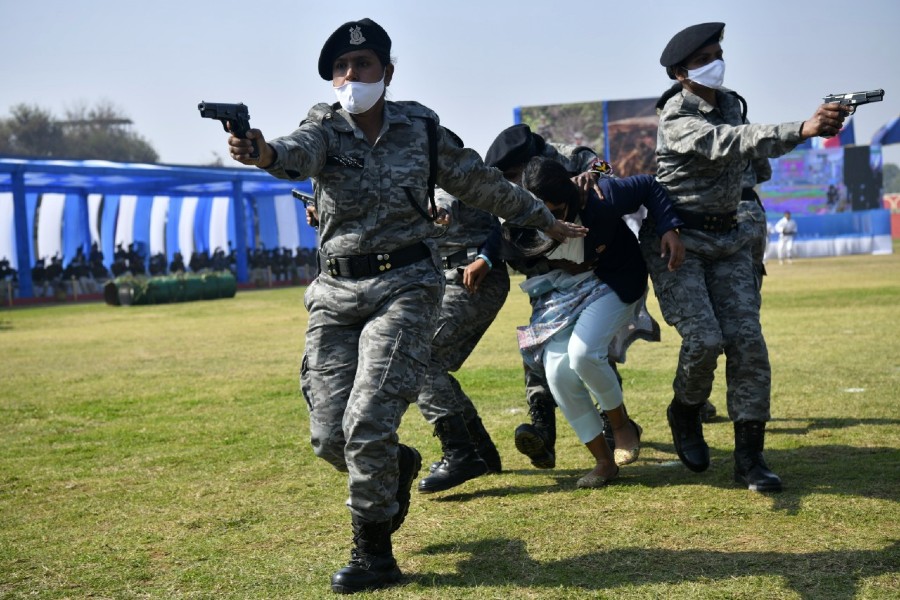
[374,252,392,273]
[323,255,340,277]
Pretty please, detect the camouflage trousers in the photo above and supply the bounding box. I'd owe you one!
[640,228,771,422]
[416,265,510,423]
[737,198,769,291]
[300,259,443,522]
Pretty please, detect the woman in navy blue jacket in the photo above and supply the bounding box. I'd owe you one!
[517,157,684,488]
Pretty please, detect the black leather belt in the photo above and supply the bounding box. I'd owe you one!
[319,242,431,278]
[440,248,478,270]
[677,209,738,233]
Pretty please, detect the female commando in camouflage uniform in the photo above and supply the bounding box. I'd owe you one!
[226,18,586,595]
[645,22,848,493]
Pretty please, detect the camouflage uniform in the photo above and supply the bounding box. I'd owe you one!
[265,100,556,522]
[737,158,772,291]
[416,189,509,423]
[640,88,803,422]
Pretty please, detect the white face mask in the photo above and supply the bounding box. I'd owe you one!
[686,59,725,90]
[333,73,385,114]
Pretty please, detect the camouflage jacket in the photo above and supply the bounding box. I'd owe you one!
[264,101,555,257]
[656,87,803,215]
[434,188,503,264]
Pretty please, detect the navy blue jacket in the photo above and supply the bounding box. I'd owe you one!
[579,175,682,304]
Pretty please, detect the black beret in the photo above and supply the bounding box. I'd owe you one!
[484,124,545,171]
[318,18,391,80]
[659,22,725,78]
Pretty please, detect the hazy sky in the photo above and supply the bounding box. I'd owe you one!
[2,0,899,167]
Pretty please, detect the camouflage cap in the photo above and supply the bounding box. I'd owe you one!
[660,22,725,79]
[484,124,546,171]
[318,18,391,80]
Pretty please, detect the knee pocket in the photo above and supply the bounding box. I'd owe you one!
[379,329,429,401]
[655,274,701,326]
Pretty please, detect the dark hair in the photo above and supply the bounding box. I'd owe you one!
[499,156,580,261]
[522,157,579,222]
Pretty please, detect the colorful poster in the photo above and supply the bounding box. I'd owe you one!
[516,97,658,177]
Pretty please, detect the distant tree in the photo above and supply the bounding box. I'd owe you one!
[883,162,900,194]
[0,101,159,162]
[0,104,67,157]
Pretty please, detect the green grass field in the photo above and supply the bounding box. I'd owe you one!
[1,246,898,599]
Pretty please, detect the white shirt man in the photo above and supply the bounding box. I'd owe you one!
[774,211,798,264]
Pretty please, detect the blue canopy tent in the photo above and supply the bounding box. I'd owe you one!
[0,157,314,298]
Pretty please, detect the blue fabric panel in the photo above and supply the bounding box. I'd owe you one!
[769,209,891,238]
[166,196,183,263]
[243,196,255,250]
[193,196,213,254]
[62,193,91,265]
[256,196,279,250]
[226,196,237,254]
[132,195,154,270]
[100,195,120,271]
[26,193,38,268]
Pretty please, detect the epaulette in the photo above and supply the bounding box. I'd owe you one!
[303,102,353,132]
[392,100,440,124]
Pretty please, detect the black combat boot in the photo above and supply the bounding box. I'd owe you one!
[667,400,710,473]
[734,421,782,492]
[700,399,718,423]
[427,414,501,474]
[466,414,502,473]
[391,444,421,533]
[331,516,402,594]
[417,415,488,494]
[514,396,557,469]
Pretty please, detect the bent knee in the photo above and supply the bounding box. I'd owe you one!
[311,433,348,472]
[569,350,607,379]
[681,329,723,361]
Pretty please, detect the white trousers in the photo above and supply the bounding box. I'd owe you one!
[543,291,639,443]
[778,236,794,260]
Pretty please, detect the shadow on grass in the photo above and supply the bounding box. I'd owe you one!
[767,416,900,435]
[410,538,899,599]
[429,443,900,515]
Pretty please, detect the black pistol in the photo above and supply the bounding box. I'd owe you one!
[198,101,258,158]
[823,89,884,114]
[292,189,319,228]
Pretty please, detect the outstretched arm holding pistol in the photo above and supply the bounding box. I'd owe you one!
[800,102,852,139]
[801,89,884,139]
[197,101,274,166]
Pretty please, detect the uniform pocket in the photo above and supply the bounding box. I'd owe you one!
[379,328,430,402]
[655,271,701,326]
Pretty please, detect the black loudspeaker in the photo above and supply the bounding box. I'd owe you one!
[843,146,882,211]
